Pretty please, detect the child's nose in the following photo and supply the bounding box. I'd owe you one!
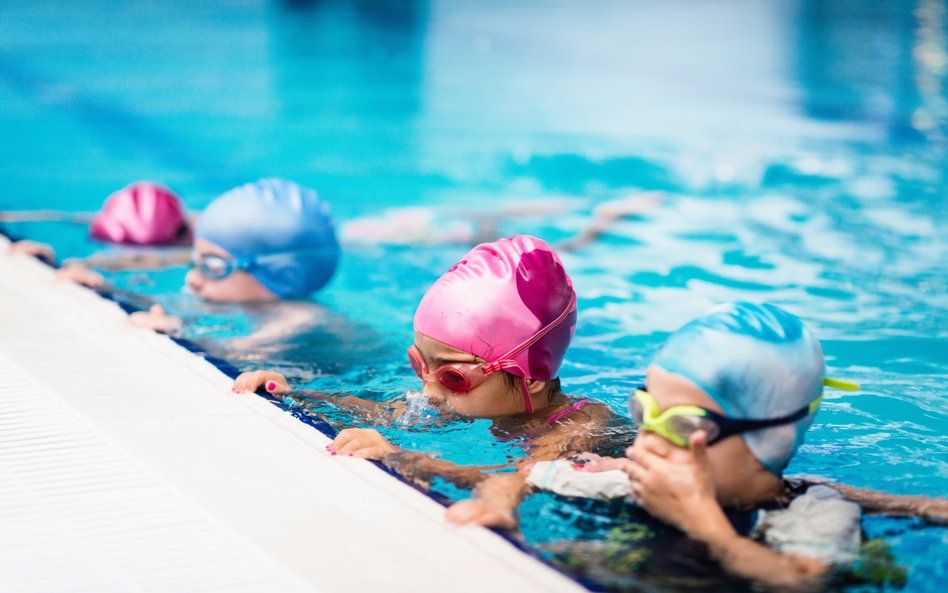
[421,379,443,400]
[185,268,204,290]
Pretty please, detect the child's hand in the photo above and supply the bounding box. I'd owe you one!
[445,499,517,530]
[129,304,183,335]
[56,262,105,288]
[9,240,55,263]
[575,452,635,473]
[232,370,289,395]
[330,428,397,459]
[623,431,724,540]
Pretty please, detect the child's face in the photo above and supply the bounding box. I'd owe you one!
[412,332,526,418]
[185,239,277,303]
[628,366,776,506]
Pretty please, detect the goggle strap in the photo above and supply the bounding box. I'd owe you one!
[808,395,823,415]
[520,376,534,415]
[484,293,576,373]
[823,377,860,391]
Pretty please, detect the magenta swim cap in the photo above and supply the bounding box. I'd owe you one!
[414,236,577,409]
[90,182,188,245]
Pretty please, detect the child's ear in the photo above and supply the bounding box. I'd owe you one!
[525,379,548,395]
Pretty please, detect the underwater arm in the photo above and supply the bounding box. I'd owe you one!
[326,428,490,488]
[698,521,829,591]
[445,470,529,530]
[75,247,191,271]
[444,412,618,529]
[555,192,663,252]
[222,302,320,353]
[799,480,948,525]
[232,370,397,419]
[381,449,489,489]
[0,210,93,223]
[53,249,190,291]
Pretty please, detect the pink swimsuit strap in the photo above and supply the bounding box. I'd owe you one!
[546,398,593,426]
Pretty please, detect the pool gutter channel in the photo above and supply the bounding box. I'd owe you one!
[0,234,588,593]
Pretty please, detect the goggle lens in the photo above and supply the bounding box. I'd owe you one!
[668,414,721,443]
[192,254,234,280]
[437,368,472,393]
[631,398,644,424]
[406,346,485,394]
[407,347,426,377]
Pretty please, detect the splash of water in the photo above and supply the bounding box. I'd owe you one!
[395,389,441,427]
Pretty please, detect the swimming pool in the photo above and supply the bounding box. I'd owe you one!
[2,0,945,591]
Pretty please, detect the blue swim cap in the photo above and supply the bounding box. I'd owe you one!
[196,178,339,298]
[650,302,825,475]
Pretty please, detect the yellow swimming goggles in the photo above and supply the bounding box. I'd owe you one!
[629,377,860,448]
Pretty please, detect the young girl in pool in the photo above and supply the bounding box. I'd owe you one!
[234,235,634,526]
[101,177,339,331]
[5,181,193,286]
[562,302,948,589]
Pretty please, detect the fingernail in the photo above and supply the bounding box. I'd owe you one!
[347,453,353,457]
[330,451,337,456]
[266,381,276,391]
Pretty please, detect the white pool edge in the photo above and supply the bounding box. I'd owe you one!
[0,236,587,593]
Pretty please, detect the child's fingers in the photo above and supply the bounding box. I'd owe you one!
[350,447,384,460]
[263,374,289,394]
[625,445,653,469]
[629,479,646,506]
[331,428,367,452]
[445,500,480,525]
[688,431,710,464]
[600,457,635,473]
[232,373,256,393]
[625,459,647,486]
[11,240,55,261]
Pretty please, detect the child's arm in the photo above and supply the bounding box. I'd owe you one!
[76,248,191,271]
[0,210,93,223]
[445,470,528,529]
[556,192,663,252]
[627,432,830,590]
[232,371,401,421]
[445,406,622,528]
[791,479,948,525]
[326,427,491,488]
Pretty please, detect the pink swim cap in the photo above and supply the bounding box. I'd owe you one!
[414,236,577,410]
[90,182,188,245]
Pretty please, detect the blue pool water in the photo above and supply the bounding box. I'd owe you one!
[2,1,946,591]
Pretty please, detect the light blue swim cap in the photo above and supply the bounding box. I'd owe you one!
[196,178,339,298]
[650,302,825,475]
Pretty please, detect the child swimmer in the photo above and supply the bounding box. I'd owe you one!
[5,181,192,286]
[123,177,340,335]
[235,235,635,526]
[564,302,948,588]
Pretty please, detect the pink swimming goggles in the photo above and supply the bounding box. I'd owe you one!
[408,292,576,414]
